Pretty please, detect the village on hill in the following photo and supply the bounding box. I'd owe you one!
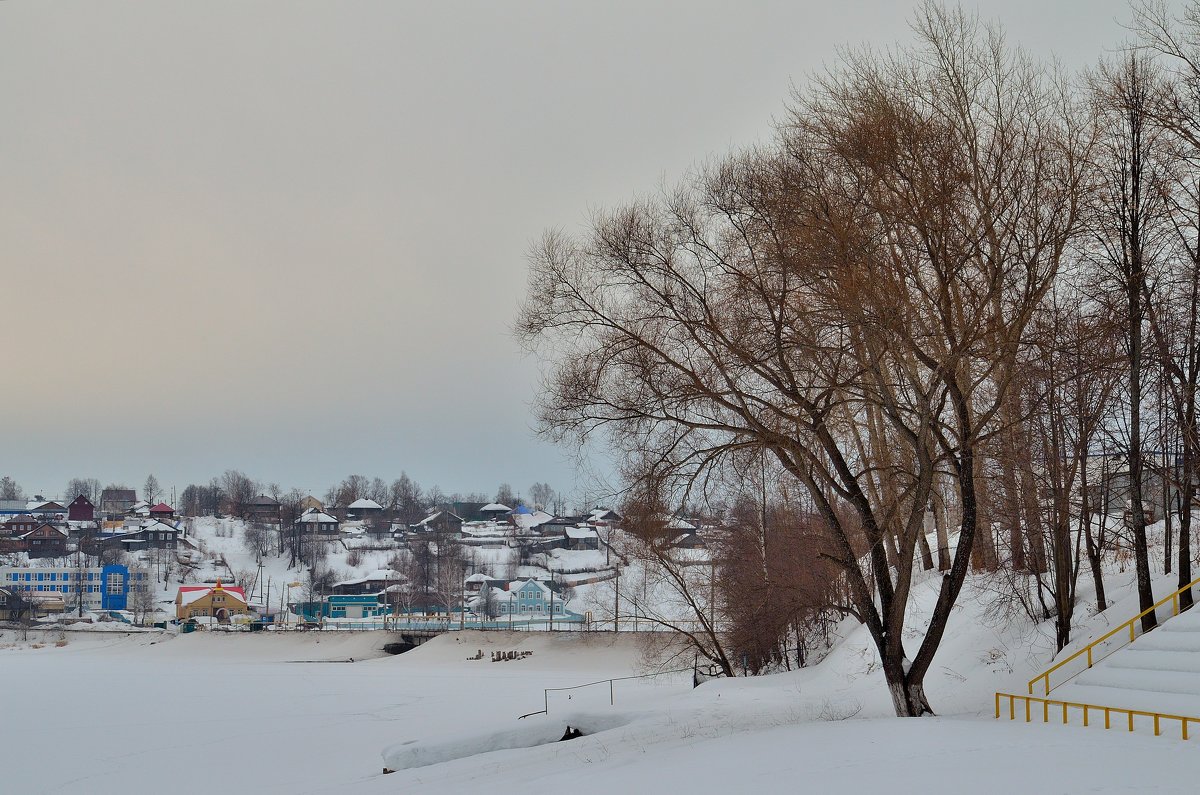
[0,483,709,636]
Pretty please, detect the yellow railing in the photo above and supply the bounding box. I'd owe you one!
[995,692,1196,741]
[1027,576,1200,696]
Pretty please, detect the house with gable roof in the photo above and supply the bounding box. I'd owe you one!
[244,494,282,524]
[295,508,339,536]
[21,523,69,558]
[175,581,250,622]
[148,502,175,521]
[479,577,571,619]
[67,495,95,522]
[412,509,463,535]
[2,514,40,537]
[479,503,511,521]
[347,498,384,521]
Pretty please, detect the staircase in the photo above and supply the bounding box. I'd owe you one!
[995,577,1200,741]
[1053,606,1200,718]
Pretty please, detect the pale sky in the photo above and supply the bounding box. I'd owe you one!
[0,0,1158,503]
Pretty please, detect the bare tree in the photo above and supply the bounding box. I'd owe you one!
[1089,53,1173,631]
[64,478,102,504]
[143,474,161,505]
[220,470,258,517]
[528,482,555,511]
[0,476,24,500]
[389,473,424,524]
[1131,0,1200,609]
[517,4,1086,716]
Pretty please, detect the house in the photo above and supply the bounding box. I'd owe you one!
[0,499,30,516]
[244,494,282,523]
[126,519,179,551]
[292,594,391,622]
[28,500,66,518]
[2,514,40,537]
[413,510,463,535]
[21,523,69,558]
[588,508,622,526]
[175,581,250,622]
[0,587,61,621]
[450,501,491,523]
[67,495,95,522]
[1,564,146,611]
[148,502,175,521]
[329,569,404,595]
[300,495,324,512]
[295,508,339,536]
[670,529,708,549]
[0,586,21,622]
[347,498,384,521]
[481,578,568,619]
[565,525,600,551]
[99,488,137,518]
[479,503,511,522]
[513,507,555,533]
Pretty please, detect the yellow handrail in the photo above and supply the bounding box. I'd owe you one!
[995,691,1197,741]
[1028,576,1200,696]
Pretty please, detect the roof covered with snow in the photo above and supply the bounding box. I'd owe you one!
[297,510,338,524]
[480,503,511,512]
[565,526,597,539]
[177,583,247,607]
[349,498,383,510]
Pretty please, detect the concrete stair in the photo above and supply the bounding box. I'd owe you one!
[1053,606,1200,718]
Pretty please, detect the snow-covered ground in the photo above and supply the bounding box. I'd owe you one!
[5,517,1200,792]
[4,577,1199,794]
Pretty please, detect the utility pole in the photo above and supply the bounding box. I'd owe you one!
[614,568,620,632]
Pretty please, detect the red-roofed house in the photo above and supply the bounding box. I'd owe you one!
[149,503,175,520]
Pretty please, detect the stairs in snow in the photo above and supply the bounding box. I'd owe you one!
[1053,606,1200,718]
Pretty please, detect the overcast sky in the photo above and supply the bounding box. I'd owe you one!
[0,0,1161,504]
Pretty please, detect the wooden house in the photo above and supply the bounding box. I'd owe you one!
[99,488,137,518]
[479,503,512,521]
[148,502,175,521]
[295,508,339,536]
[347,498,384,521]
[21,523,68,558]
[244,495,282,524]
[67,495,95,522]
[130,519,179,550]
[2,514,40,537]
[413,509,463,535]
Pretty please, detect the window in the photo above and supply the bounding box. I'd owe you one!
[106,574,123,595]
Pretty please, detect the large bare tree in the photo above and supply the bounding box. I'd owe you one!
[519,5,1087,716]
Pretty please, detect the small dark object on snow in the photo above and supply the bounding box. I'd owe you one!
[560,726,584,741]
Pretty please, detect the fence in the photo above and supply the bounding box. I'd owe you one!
[995,691,1196,741]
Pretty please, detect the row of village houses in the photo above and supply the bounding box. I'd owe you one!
[169,573,582,626]
[0,489,708,562]
[0,496,188,559]
[0,564,584,627]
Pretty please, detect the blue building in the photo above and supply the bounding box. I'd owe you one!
[0,564,145,611]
